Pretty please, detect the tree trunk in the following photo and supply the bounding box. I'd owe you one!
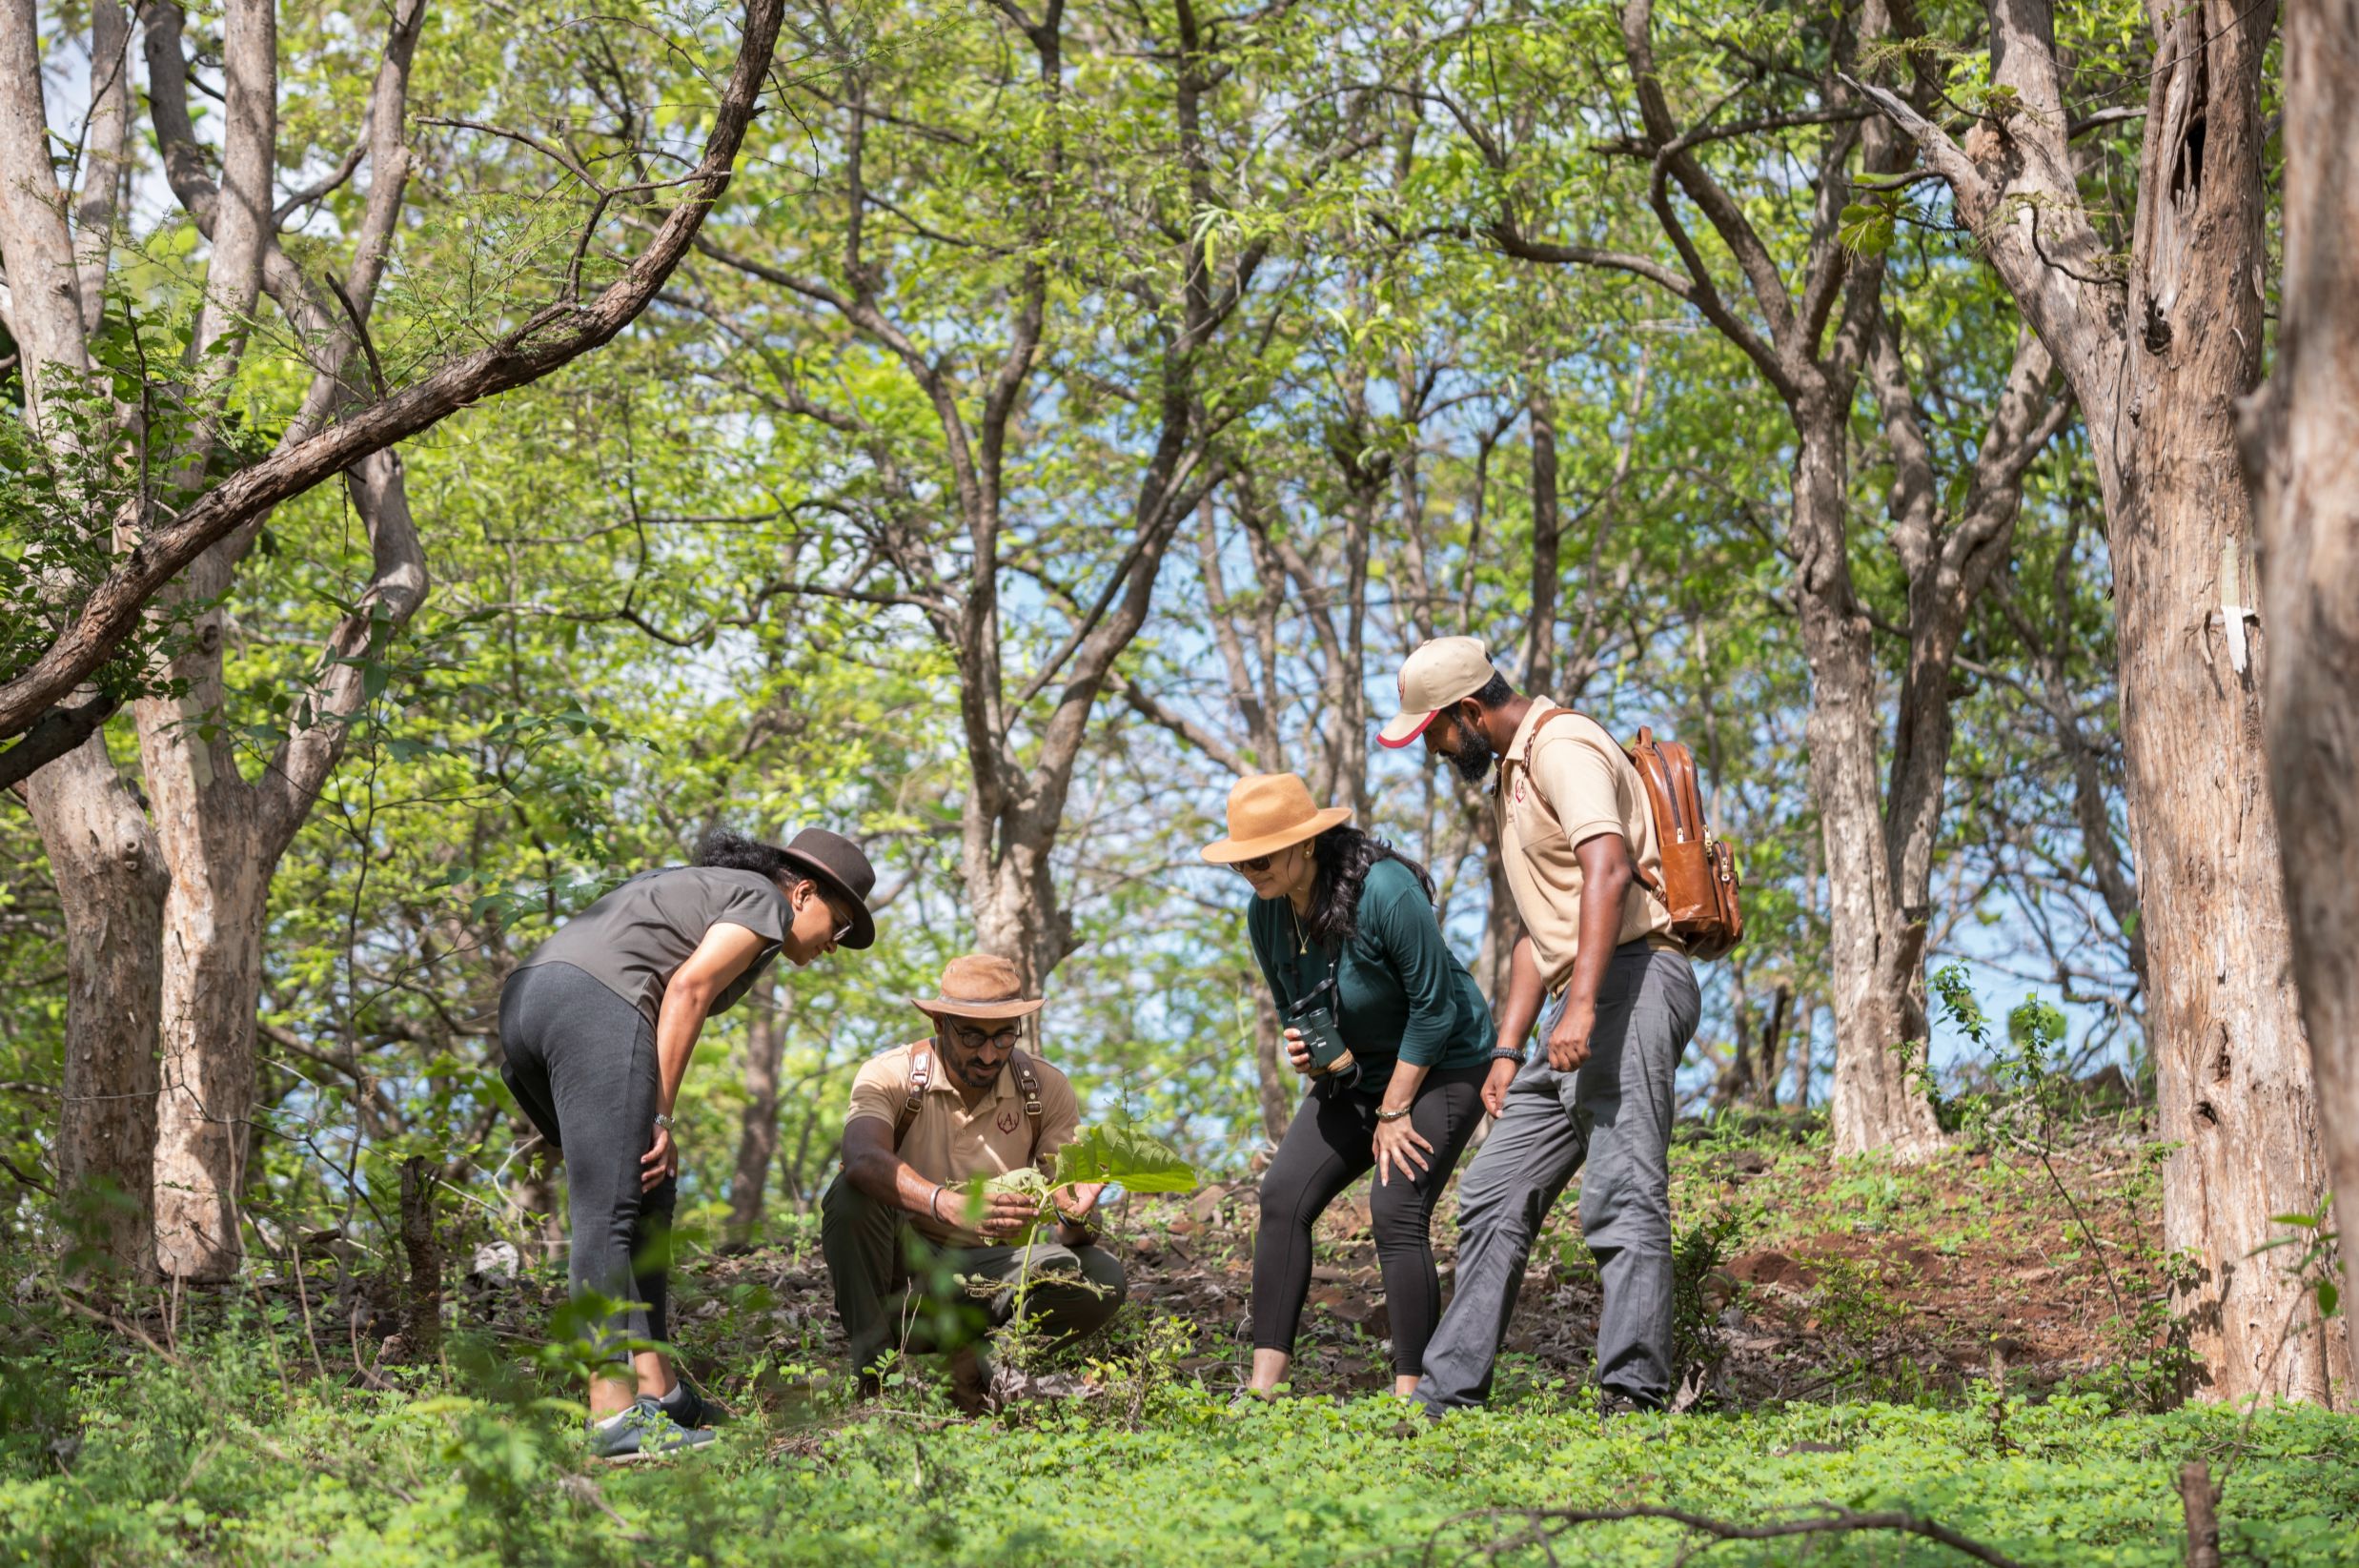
[966,828,1073,991]
[1470,811,1519,1019]
[2103,0,2350,1403]
[20,731,168,1277]
[397,1153,442,1359]
[725,970,787,1247]
[1751,982,1792,1110]
[510,1139,565,1267]
[1793,417,1944,1159]
[1251,986,1291,1146]
[1712,977,1757,1111]
[1789,989,1816,1109]
[2242,0,2359,1354]
[146,809,270,1280]
[141,449,426,1281]
[1522,385,1561,696]
[1860,0,2348,1401]
[139,555,271,1282]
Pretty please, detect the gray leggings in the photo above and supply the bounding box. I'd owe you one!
[498,962,674,1363]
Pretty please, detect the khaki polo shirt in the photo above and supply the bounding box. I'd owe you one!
[1496,702,1678,994]
[844,1040,1083,1246]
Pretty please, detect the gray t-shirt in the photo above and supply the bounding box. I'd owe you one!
[517,866,790,1026]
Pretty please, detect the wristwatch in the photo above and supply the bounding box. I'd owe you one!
[652,1112,675,1130]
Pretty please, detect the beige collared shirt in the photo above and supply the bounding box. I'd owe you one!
[845,1040,1083,1246]
[1495,701,1678,994]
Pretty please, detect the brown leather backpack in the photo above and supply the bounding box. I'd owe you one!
[1528,708,1744,962]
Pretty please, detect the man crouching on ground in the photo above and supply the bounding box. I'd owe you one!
[821,952,1123,1410]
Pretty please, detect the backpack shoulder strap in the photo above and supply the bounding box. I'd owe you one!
[893,1042,934,1149]
[1011,1049,1046,1159]
[1510,703,1588,771]
[1515,705,1666,897]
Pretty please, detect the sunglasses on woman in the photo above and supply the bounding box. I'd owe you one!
[1231,843,1303,876]
[799,884,858,943]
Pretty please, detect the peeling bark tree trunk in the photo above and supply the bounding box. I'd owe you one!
[2112,0,2349,1404]
[1796,417,1943,1160]
[724,970,787,1247]
[2243,0,2359,1339]
[143,451,429,1282]
[140,565,268,1280]
[20,735,168,1277]
[1859,0,2350,1400]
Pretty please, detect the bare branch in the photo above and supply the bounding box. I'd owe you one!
[1108,673,1246,775]
[0,689,120,794]
[1431,1501,2033,1568]
[0,0,788,746]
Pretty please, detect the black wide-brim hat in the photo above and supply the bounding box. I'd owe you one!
[776,827,879,949]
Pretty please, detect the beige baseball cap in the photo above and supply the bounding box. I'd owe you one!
[1378,636,1498,748]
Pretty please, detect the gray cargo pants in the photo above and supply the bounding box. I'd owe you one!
[1413,938,1699,1413]
[820,1176,1127,1372]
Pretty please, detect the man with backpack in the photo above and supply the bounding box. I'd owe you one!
[822,953,1122,1409]
[1378,638,1716,1415]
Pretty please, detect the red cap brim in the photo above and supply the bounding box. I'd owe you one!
[1376,709,1437,748]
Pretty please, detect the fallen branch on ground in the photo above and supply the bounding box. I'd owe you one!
[1422,1501,2033,1568]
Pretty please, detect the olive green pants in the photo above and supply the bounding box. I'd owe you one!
[819,1176,1127,1372]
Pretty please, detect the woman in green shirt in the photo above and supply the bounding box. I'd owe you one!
[1202,774,1527,1398]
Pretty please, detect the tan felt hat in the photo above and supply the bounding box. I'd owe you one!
[911,953,1045,1021]
[1199,773,1352,864]
[1379,636,1498,748]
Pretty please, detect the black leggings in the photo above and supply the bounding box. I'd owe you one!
[1251,1063,1490,1376]
[498,962,676,1365]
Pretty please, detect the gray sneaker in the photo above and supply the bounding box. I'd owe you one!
[589,1395,716,1462]
[660,1373,730,1429]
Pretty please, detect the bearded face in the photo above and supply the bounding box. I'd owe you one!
[1430,708,1497,784]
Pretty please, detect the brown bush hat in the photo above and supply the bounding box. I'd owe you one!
[910,953,1045,1022]
[1198,773,1352,864]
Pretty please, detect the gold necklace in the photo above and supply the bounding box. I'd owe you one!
[1289,901,1310,956]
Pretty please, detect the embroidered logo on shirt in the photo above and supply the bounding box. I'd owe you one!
[996,1108,1021,1135]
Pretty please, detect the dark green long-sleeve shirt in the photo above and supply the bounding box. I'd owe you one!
[1247,857,1495,1096]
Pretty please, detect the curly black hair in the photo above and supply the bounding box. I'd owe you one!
[694,827,794,882]
[1302,825,1436,950]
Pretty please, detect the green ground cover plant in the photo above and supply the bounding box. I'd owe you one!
[5,1310,2356,1568]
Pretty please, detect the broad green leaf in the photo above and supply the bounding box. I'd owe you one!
[1053,1121,1196,1193]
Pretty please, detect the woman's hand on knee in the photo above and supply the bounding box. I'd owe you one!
[1372,1115,1433,1187]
